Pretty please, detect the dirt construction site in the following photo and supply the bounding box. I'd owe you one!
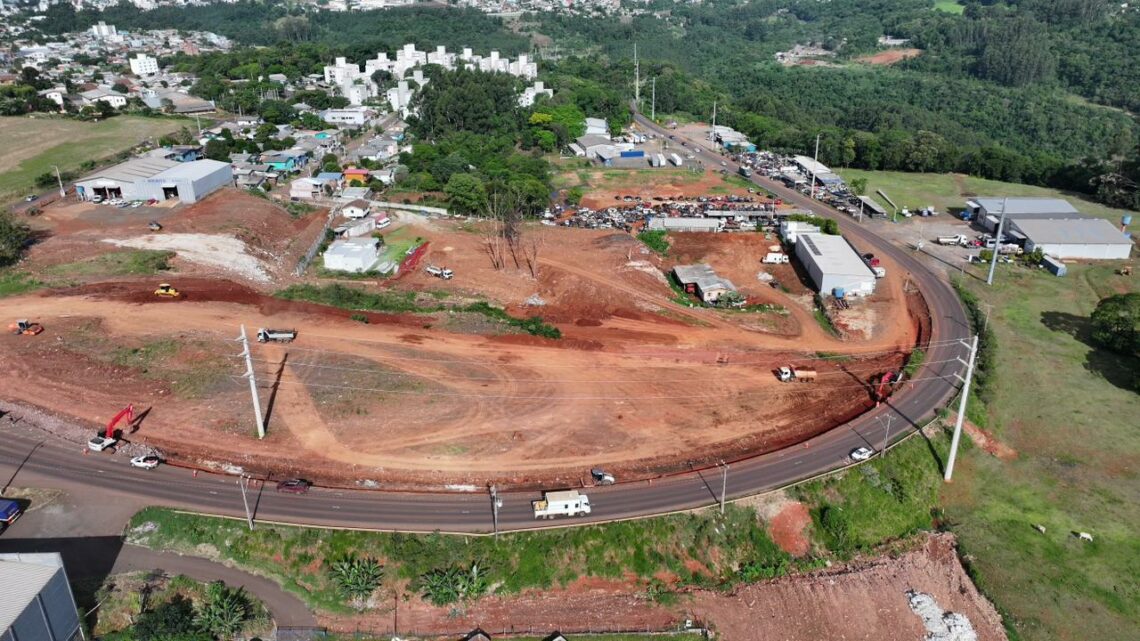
[2,187,930,488]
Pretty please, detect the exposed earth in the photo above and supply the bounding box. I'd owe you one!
[2,188,929,488]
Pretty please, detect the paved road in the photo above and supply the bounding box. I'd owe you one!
[0,116,970,535]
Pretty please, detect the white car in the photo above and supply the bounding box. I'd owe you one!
[130,455,162,470]
[849,447,874,462]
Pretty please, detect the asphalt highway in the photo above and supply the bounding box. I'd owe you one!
[0,115,970,535]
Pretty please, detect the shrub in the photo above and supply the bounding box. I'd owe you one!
[420,563,489,606]
[637,229,669,255]
[194,582,251,639]
[327,555,384,602]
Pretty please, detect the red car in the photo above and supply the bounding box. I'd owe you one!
[276,478,312,494]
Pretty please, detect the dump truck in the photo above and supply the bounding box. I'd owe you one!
[762,253,789,264]
[257,328,297,343]
[0,498,21,528]
[532,490,592,519]
[936,234,968,246]
[777,367,817,382]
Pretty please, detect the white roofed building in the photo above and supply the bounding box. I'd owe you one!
[794,233,877,296]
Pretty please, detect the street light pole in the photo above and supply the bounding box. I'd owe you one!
[238,474,254,531]
[489,484,501,537]
[986,197,1007,286]
[51,164,65,199]
[879,413,893,458]
[719,461,729,514]
[945,335,980,482]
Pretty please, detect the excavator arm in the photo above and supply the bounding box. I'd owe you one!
[105,404,135,439]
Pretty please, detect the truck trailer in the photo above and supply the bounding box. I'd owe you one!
[532,490,592,519]
[669,153,683,167]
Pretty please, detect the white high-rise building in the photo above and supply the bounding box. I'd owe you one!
[129,53,159,76]
[90,21,117,39]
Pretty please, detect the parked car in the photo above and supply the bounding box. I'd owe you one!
[276,478,312,494]
[850,447,874,462]
[130,455,162,470]
[24,194,38,202]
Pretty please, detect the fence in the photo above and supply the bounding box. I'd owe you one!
[295,209,338,276]
[370,200,450,216]
[299,622,711,640]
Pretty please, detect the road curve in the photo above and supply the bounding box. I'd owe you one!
[0,116,970,535]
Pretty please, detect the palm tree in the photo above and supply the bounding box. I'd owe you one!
[194,582,250,639]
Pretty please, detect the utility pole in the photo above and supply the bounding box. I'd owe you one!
[718,461,729,514]
[50,164,65,199]
[986,197,1008,286]
[195,113,202,137]
[489,484,501,537]
[945,335,980,482]
[238,474,254,530]
[811,132,821,200]
[633,44,640,108]
[651,76,656,121]
[237,325,266,439]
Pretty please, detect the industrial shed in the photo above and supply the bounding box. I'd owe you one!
[75,158,232,204]
[648,217,722,232]
[673,264,736,303]
[1012,218,1133,260]
[323,237,381,273]
[794,233,877,296]
[1,554,81,641]
[965,197,1083,232]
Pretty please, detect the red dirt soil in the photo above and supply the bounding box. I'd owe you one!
[769,501,812,556]
[314,534,1007,641]
[578,169,752,210]
[858,48,923,65]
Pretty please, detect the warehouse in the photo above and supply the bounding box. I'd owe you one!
[647,217,723,232]
[965,197,1083,232]
[1011,218,1133,260]
[794,233,877,296]
[1,553,81,641]
[673,264,736,303]
[323,237,382,273]
[75,158,232,204]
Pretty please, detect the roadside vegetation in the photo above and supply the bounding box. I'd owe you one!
[44,249,175,279]
[127,504,811,614]
[275,283,561,339]
[94,572,270,641]
[0,270,40,298]
[636,229,669,255]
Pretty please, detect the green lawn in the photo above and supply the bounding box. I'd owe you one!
[42,249,174,280]
[934,0,965,14]
[0,115,191,203]
[942,264,1140,640]
[836,169,1139,235]
[0,270,41,298]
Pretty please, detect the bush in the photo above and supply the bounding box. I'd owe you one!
[637,229,669,255]
[194,582,251,639]
[420,563,489,606]
[134,596,208,641]
[327,555,384,602]
[0,211,32,267]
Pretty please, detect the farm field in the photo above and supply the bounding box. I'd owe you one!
[837,168,1139,235]
[0,115,191,203]
[942,264,1140,641]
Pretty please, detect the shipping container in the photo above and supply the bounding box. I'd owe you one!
[1041,255,1067,277]
[620,150,645,158]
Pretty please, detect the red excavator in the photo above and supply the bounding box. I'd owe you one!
[88,404,134,452]
[875,372,896,407]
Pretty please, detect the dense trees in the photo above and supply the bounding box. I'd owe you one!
[1091,293,1140,357]
[0,212,32,267]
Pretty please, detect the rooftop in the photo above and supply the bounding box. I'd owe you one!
[81,157,179,183]
[673,263,736,292]
[798,233,876,278]
[0,554,63,632]
[151,159,230,181]
[793,155,831,176]
[1012,218,1132,246]
[971,197,1080,216]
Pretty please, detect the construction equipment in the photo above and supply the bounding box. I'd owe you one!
[257,328,297,343]
[8,319,44,336]
[88,404,134,452]
[875,372,896,405]
[148,221,163,231]
[154,284,180,298]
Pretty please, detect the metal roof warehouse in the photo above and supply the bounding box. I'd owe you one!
[794,233,877,296]
[1011,218,1133,260]
[75,158,233,204]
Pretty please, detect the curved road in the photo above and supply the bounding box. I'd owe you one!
[0,116,970,535]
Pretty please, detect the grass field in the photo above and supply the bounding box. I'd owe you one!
[942,263,1140,640]
[0,115,191,203]
[933,0,965,14]
[836,169,1138,235]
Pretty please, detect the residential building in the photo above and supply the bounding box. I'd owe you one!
[518,80,553,107]
[129,53,159,76]
[320,107,376,127]
[794,233,877,296]
[672,264,736,303]
[0,553,82,641]
[79,89,127,109]
[74,158,232,203]
[323,237,382,273]
[342,199,371,219]
[90,21,117,39]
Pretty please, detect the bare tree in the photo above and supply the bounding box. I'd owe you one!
[522,231,545,279]
[483,191,525,270]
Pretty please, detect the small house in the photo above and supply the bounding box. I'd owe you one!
[672,264,737,303]
[323,237,381,273]
[342,199,371,219]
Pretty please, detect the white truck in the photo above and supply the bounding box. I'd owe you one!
[532,490,592,519]
[871,265,886,278]
[257,328,297,343]
[777,367,817,382]
[669,153,683,167]
[936,234,968,246]
[425,265,454,280]
[762,252,789,264]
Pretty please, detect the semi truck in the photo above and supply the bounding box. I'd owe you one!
[532,490,592,519]
[0,498,21,528]
[936,234,968,246]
